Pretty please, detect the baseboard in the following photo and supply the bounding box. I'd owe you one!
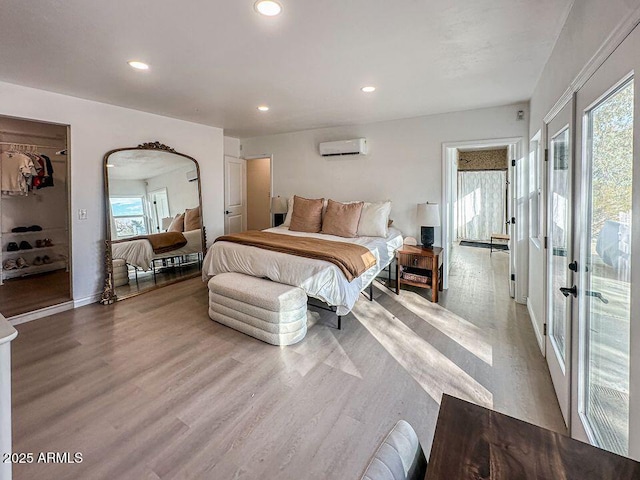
[74,292,102,308]
[9,301,75,326]
[527,297,545,355]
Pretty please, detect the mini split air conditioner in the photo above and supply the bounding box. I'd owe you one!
[186,169,198,182]
[319,138,368,157]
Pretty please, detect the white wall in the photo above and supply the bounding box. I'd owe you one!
[527,0,638,342]
[242,103,529,244]
[108,179,147,196]
[224,136,240,158]
[0,81,224,305]
[145,166,200,217]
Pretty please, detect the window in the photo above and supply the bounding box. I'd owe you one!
[110,197,148,239]
[528,132,542,240]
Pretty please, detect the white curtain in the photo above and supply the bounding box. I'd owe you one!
[456,170,507,241]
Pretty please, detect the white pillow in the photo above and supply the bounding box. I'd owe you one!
[282,195,295,226]
[357,201,392,237]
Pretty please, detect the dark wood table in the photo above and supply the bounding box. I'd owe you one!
[426,394,640,479]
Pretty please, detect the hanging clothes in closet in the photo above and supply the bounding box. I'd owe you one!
[0,148,54,195]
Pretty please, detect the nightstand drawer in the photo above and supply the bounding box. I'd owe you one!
[398,253,431,269]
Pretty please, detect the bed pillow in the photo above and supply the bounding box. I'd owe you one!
[167,213,185,232]
[184,206,201,231]
[289,196,324,233]
[282,196,295,227]
[357,201,392,237]
[321,199,364,238]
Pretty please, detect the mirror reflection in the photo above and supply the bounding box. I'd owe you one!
[104,145,204,300]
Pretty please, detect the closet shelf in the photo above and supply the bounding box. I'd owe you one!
[2,260,67,280]
[1,227,68,237]
[3,245,67,256]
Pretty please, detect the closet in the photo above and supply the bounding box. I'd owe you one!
[0,116,71,318]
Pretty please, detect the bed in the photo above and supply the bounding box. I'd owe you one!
[112,229,203,271]
[202,226,403,315]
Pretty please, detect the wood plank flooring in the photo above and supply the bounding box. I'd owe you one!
[10,245,565,479]
[0,270,71,318]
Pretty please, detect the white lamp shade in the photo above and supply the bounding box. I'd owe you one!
[161,216,174,230]
[271,196,288,214]
[417,203,440,227]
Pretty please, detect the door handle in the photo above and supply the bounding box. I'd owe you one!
[586,290,609,304]
[225,210,231,215]
[560,285,577,298]
[568,261,578,272]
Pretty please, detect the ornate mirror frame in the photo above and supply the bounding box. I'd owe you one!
[100,142,206,304]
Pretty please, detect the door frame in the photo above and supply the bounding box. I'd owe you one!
[243,155,274,228]
[441,136,526,303]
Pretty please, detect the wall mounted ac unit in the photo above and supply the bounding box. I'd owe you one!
[319,138,368,157]
[186,169,198,182]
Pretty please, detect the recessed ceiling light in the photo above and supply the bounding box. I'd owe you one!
[255,0,282,16]
[361,86,376,93]
[257,105,270,112]
[128,60,149,70]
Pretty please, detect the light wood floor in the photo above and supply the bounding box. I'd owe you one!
[11,245,565,480]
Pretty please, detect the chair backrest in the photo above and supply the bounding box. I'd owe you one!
[360,420,428,480]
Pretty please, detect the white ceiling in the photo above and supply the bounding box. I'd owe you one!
[107,149,194,180]
[0,0,573,138]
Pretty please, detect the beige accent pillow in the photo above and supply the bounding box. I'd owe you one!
[184,206,201,231]
[167,213,185,232]
[289,196,324,233]
[321,199,364,238]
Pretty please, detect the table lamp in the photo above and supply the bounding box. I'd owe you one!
[417,202,440,248]
[271,196,288,226]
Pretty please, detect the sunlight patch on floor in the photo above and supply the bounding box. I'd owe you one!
[290,311,362,379]
[352,299,493,408]
[376,284,493,366]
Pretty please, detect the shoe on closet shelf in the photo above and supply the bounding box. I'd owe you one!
[35,240,43,248]
[43,238,54,247]
[7,242,19,252]
[16,257,29,269]
[2,259,18,270]
[33,256,43,266]
[42,255,52,264]
[19,241,33,250]
[11,226,28,233]
[26,225,42,232]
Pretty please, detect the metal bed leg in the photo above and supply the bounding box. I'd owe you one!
[369,282,373,301]
[338,315,342,330]
[152,259,157,283]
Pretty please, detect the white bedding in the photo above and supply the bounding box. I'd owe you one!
[111,229,203,271]
[202,226,403,315]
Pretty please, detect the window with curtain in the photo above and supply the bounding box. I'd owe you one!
[456,170,507,241]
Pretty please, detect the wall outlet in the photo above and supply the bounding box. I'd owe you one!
[78,209,88,220]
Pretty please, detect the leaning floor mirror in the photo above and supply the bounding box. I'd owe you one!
[101,142,205,303]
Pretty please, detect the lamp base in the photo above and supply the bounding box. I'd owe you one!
[421,226,435,248]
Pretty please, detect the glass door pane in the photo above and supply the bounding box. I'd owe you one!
[581,79,633,455]
[549,127,571,365]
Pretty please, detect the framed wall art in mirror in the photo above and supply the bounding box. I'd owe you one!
[101,142,205,303]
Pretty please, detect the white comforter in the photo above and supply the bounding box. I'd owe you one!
[202,226,403,315]
[111,229,203,271]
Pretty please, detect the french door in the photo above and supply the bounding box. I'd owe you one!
[571,24,639,456]
[545,100,574,427]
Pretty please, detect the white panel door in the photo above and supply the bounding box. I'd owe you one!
[224,156,246,234]
[545,99,574,427]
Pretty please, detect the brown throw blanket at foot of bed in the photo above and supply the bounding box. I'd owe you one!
[215,230,377,282]
[112,232,187,254]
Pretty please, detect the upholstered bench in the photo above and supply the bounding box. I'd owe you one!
[112,258,129,287]
[208,272,308,346]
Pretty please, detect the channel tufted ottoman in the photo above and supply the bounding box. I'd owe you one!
[207,272,308,346]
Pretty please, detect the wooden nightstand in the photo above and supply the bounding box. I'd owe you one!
[396,245,443,302]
